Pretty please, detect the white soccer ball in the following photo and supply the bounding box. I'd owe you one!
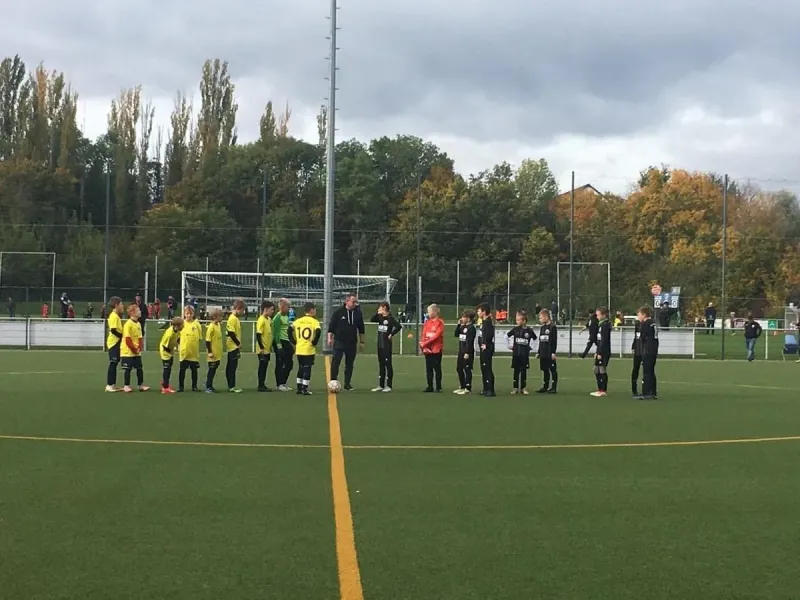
[328,380,342,393]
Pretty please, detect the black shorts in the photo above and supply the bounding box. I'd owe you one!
[594,355,610,367]
[511,355,530,369]
[108,344,121,363]
[297,355,315,367]
[122,356,143,369]
[539,356,555,371]
[227,349,241,360]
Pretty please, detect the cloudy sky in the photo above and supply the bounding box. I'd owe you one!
[4,0,800,193]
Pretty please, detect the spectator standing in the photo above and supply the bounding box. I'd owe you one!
[60,292,70,318]
[704,302,717,334]
[7,297,14,319]
[135,292,148,338]
[327,294,365,391]
[744,315,762,362]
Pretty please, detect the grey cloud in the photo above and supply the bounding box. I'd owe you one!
[4,0,800,154]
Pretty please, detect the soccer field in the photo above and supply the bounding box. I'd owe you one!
[2,352,800,599]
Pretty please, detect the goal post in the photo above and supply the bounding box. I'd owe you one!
[556,261,611,320]
[0,251,56,311]
[180,271,397,314]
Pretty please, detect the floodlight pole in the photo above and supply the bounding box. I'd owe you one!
[720,174,728,360]
[103,166,111,305]
[415,175,421,355]
[322,0,338,352]
[568,171,575,357]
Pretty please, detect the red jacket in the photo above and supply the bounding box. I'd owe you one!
[420,317,444,354]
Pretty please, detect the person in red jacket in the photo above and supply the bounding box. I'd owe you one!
[420,303,445,393]
[41,303,49,319]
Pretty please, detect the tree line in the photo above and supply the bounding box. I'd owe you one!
[1,54,799,317]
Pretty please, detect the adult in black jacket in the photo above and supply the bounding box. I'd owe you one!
[636,305,659,399]
[135,292,148,337]
[580,310,599,359]
[327,294,365,390]
[743,315,762,362]
[704,302,717,335]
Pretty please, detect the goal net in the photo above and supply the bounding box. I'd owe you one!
[181,271,397,313]
[556,262,611,321]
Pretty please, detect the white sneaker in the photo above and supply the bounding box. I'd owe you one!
[104,385,117,392]
[453,388,463,394]
[279,384,291,392]
[371,387,384,392]
[382,387,392,393]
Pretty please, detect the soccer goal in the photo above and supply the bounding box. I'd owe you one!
[181,271,397,313]
[556,261,611,318]
[0,251,56,310]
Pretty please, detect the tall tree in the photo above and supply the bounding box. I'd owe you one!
[196,58,237,161]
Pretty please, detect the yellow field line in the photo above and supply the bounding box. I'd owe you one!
[343,435,800,450]
[326,357,364,600]
[2,434,800,451]
[0,434,327,449]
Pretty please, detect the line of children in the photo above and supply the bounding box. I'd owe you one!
[371,302,402,392]
[290,302,322,395]
[506,310,537,394]
[159,317,184,393]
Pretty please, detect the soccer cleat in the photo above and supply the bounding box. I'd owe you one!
[257,386,271,392]
[302,390,313,396]
[344,384,354,391]
[454,388,466,395]
[423,387,434,393]
[521,389,529,395]
[123,386,133,393]
[371,387,384,392]
[590,391,602,397]
[633,395,644,400]
[547,387,557,394]
[229,388,243,393]
[177,388,184,393]
[535,387,548,394]
[382,387,392,393]
[161,387,176,394]
[511,389,518,395]
[204,387,217,394]
[192,388,200,393]
[139,385,150,392]
[104,385,118,392]
[461,389,472,395]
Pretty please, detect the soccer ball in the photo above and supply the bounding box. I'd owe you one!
[328,380,342,393]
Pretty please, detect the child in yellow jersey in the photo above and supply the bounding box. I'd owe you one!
[178,305,203,392]
[159,317,184,394]
[256,300,276,392]
[121,304,150,393]
[105,296,124,392]
[290,302,322,395]
[204,308,224,393]
[225,299,245,393]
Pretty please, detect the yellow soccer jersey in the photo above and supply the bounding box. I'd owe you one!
[121,319,142,358]
[106,311,123,349]
[180,319,202,361]
[206,322,223,361]
[292,315,321,356]
[255,315,273,355]
[159,327,180,361]
[225,313,242,352]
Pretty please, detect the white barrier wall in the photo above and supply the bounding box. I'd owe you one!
[491,326,696,357]
[0,318,105,349]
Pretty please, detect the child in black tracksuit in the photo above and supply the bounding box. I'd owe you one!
[580,310,599,359]
[590,306,612,396]
[506,310,536,394]
[536,309,558,394]
[371,302,402,392]
[454,310,477,394]
[631,319,643,397]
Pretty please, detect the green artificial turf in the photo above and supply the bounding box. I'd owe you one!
[1,351,800,599]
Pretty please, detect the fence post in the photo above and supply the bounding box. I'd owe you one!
[506,261,511,311]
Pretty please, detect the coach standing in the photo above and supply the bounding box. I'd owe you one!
[328,294,365,390]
